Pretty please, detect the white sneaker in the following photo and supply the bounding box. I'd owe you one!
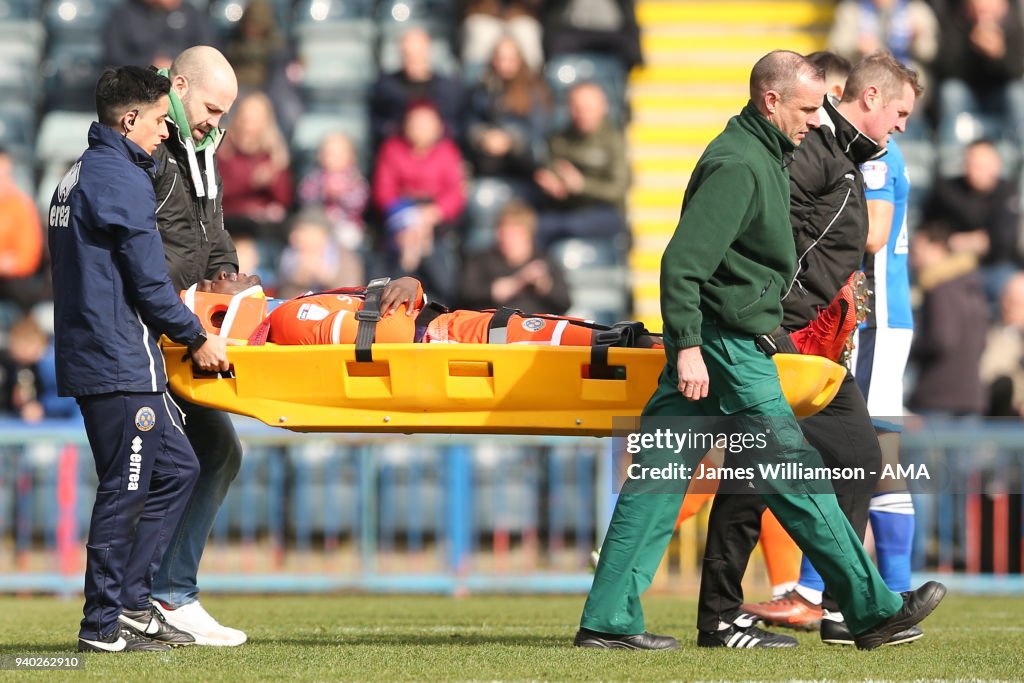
[153,600,247,646]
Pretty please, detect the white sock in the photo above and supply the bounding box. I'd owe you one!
[794,584,823,605]
[772,581,797,599]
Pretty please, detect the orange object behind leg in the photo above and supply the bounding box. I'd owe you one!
[759,509,801,589]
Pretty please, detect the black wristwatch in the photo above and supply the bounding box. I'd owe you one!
[186,329,208,355]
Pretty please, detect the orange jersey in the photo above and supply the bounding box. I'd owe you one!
[425,311,594,345]
[266,291,595,347]
[267,291,420,345]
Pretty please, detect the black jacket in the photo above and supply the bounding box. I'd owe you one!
[908,256,988,415]
[782,97,883,330]
[923,175,1022,267]
[152,118,238,292]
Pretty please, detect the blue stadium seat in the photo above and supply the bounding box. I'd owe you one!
[544,52,627,130]
[41,40,104,112]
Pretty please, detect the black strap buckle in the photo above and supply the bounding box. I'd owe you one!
[354,278,390,361]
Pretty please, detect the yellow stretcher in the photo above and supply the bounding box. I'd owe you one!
[162,342,846,436]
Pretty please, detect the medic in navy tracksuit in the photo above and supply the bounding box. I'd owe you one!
[48,122,207,644]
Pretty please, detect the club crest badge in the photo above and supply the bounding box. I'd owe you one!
[57,161,82,203]
[521,317,546,332]
[135,406,156,432]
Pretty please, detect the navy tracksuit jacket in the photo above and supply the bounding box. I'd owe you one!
[48,123,203,641]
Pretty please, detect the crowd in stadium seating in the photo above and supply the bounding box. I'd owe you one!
[4,0,1024,424]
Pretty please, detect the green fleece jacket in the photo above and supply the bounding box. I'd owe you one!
[661,102,797,351]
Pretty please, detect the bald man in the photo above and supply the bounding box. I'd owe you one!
[146,46,247,646]
[574,50,945,652]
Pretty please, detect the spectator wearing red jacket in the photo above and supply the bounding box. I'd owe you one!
[372,102,466,301]
[218,91,294,240]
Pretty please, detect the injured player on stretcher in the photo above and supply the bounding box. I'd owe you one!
[184,272,663,348]
[184,270,866,362]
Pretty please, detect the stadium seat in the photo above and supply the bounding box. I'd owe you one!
[297,40,377,110]
[0,103,35,159]
[41,40,105,112]
[36,111,93,169]
[376,0,456,31]
[45,0,120,40]
[0,60,39,110]
[0,0,42,19]
[292,0,374,42]
[898,139,936,208]
[0,5,44,52]
[209,0,291,36]
[461,177,518,253]
[544,52,627,130]
[549,238,630,326]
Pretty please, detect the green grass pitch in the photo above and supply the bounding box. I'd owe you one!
[0,594,1020,681]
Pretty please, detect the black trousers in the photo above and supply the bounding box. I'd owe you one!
[78,392,199,641]
[696,374,882,632]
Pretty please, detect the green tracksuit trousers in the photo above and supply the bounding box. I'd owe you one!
[580,323,902,636]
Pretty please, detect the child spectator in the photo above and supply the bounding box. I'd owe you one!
[0,315,75,422]
[276,212,364,299]
[298,132,369,251]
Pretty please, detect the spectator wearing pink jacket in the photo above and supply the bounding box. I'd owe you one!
[371,102,466,301]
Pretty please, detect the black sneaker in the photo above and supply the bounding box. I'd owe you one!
[821,615,923,646]
[854,581,946,650]
[697,623,798,648]
[573,627,680,650]
[78,627,171,652]
[119,607,195,647]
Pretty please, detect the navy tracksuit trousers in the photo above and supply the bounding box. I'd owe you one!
[77,392,200,641]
